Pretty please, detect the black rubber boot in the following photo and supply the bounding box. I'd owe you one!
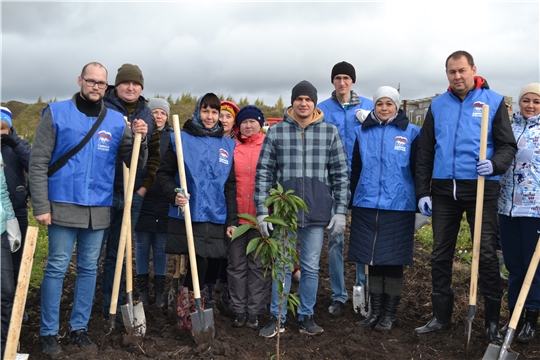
[357,293,383,328]
[202,284,219,314]
[137,274,150,306]
[375,294,400,331]
[516,309,538,343]
[415,293,454,334]
[154,275,166,309]
[500,307,524,333]
[219,282,232,314]
[484,296,503,345]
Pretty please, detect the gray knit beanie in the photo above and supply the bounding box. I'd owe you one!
[291,80,318,105]
[148,98,170,118]
[373,86,400,110]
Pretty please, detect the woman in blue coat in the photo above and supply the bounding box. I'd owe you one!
[348,86,420,331]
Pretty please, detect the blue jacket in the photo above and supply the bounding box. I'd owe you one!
[167,128,236,224]
[348,110,419,266]
[47,100,126,206]
[1,128,30,215]
[351,109,420,211]
[317,91,374,173]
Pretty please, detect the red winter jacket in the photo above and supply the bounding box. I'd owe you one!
[234,132,265,225]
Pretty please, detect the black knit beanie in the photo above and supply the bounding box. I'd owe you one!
[291,80,318,105]
[115,63,144,89]
[331,61,356,83]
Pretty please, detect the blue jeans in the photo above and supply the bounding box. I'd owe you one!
[134,231,167,276]
[41,224,104,336]
[100,192,144,315]
[270,225,325,322]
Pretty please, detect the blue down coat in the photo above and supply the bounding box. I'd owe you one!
[347,110,419,266]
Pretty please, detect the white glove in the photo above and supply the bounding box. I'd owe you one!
[6,218,21,252]
[355,109,370,123]
[257,215,273,237]
[327,214,346,237]
[418,196,432,217]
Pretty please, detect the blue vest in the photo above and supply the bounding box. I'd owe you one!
[168,132,235,224]
[353,121,420,211]
[47,100,126,206]
[431,89,503,180]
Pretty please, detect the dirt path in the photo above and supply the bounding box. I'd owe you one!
[18,232,540,359]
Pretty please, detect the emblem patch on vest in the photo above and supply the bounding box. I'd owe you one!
[219,148,229,165]
[97,130,112,152]
[472,101,486,118]
[394,136,408,152]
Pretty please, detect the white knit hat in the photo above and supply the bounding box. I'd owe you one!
[519,83,540,102]
[373,86,400,110]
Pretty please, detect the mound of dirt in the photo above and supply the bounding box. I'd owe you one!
[18,230,540,359]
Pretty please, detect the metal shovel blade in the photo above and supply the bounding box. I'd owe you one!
[482,328,519,360]
[190,298,215,344]
[121,296,146,337]
[465,304,476,356]
[353,285,370,317]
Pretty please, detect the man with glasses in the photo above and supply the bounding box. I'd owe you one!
[29,62,148,355]
[317,61,374,315]
[99,63,161,322]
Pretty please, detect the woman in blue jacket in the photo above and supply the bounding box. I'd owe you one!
[348,86,420,331]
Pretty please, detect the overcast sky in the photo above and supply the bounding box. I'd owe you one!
[1,1,539,107]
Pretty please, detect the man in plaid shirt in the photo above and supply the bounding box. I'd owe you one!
[255,80,349,338]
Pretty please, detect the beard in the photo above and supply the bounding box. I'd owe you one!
[81,89,103,104]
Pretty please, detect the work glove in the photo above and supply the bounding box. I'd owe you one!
[476,159,494,176]
[327,213,346,237]
[6,218,21,252]
[1,134,17,148]
[257,215,273,238]
[418,196,432,217]
[355,109,370,123]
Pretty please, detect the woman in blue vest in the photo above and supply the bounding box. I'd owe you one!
[157,93,238,313]
[348,86,420,331]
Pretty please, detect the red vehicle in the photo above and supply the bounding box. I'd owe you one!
[263,117,282,131]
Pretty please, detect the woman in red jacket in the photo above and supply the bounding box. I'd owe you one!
[228,105,269,329]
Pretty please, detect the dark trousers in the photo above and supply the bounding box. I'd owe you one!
[11,210,28,288]
[1,232,15,360]
[431,194,501,298]
[499,215,540,309]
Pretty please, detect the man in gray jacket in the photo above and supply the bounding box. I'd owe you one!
[29,62,148,355]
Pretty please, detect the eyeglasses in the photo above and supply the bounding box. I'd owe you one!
[83,77,108,89]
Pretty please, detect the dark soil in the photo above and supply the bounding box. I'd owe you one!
[18,229,540,360]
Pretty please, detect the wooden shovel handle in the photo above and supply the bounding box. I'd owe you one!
[172,114,201,299]
[5,226,39,359]
[468,105,489,306]
[123,164,133,294]
[109,131,142,315]
[509,236,540,329]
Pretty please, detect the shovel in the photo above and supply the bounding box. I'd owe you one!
[172,114,215,344]
[5,226,39,360]
[465,104,489,357]
[353,264,370,317]
[482,235,540,360]
[120,162,146,337]
[103,131,143,346]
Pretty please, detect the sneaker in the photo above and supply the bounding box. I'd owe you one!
[328,300,345,315]
[41,335,62,355]
[299,315,324,335]
[246,315,259,329]
[69,329,95,348]
[259,315,285,338]
[233,313,247,327]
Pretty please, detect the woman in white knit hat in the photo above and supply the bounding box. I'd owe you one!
[347,86,421,331]
[498,82,540,343]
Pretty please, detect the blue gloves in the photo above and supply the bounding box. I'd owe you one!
[418,196,432,217]
[477,159,494,176]
[327,214,346,237]
[257,215,273,237]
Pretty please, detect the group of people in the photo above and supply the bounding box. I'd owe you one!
[0,49,539,358]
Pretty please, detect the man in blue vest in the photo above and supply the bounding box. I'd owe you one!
[29,62,148,355]
[317,61,373,315]
[414,50,517,344]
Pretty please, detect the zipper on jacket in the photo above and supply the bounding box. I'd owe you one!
[370,209,380,265]
[376,126,387,208]
[452,102,463,180]
[510,123,527,217]
[301,129,306,227]
[85,116,96,205]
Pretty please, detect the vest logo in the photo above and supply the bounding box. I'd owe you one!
[472,101,486,118]
[394,136,408,152]
[97,130,112,152]
[219,148,229,165]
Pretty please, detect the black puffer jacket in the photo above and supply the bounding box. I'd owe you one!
[1,128,30,216]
